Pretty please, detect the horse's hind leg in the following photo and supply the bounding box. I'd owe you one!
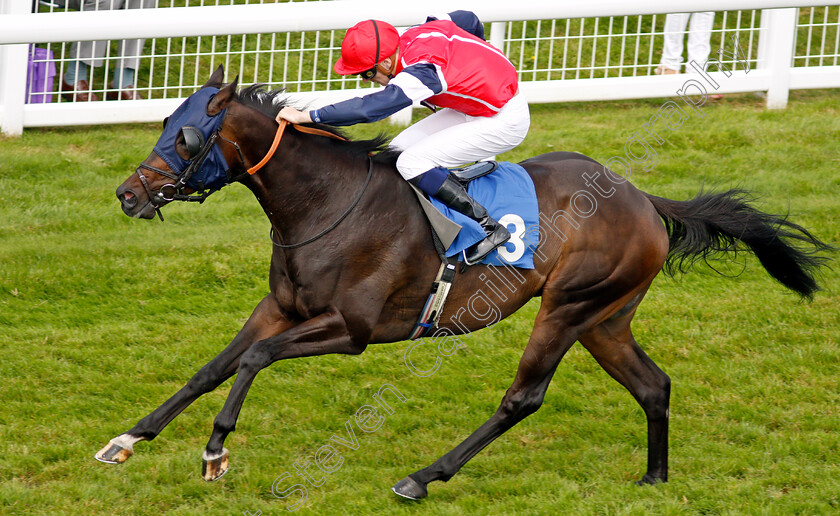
[392,306,579,500]
[94,295,294,464]
[578,312,671,484]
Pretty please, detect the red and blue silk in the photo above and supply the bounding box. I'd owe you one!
[310,11,518,126]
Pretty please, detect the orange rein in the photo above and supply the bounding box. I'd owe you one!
[246,119,347,176]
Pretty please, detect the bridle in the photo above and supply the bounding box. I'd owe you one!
[135,105,374,249]
[134,110,332,219]
[135,113,247,221]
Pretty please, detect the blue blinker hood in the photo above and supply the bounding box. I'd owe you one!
[152,87,230,192]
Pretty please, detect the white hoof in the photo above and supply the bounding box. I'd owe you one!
[202,448,230,481]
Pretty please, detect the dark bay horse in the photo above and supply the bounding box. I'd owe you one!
[102,66,831,498]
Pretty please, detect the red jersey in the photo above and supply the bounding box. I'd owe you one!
[395,20,519,117]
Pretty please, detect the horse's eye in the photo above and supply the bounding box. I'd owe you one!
[162,117,170,129]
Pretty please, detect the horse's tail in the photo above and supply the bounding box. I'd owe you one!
[644,189,833,300]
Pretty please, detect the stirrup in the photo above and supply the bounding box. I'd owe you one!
[462,249,477,267]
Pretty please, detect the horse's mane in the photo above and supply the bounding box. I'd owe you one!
[235,84,400,164]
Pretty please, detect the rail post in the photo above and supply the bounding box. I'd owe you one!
[763,8,798,109]
[0,0,30,136]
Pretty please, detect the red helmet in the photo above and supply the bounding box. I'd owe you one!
[334,20,399,75]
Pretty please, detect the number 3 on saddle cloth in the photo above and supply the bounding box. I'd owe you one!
[408,161,540,340]
[433,161,539,268]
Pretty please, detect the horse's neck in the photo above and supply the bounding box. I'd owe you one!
[247,132,380,245]
[242,127,442,311]
[226,106,429,261]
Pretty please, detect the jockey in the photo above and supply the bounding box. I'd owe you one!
[276,11,530,264]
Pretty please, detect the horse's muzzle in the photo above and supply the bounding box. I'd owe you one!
[116,184,157,219]
[118,188,137,209]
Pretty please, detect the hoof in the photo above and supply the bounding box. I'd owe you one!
[634,473,666,486]
[202,448,230,482]
[392,476,428,500]
[94,441,134,464]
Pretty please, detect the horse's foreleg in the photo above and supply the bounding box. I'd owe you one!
[392,310,578,500]
[578,317,670,484]
[201,307,364,481]
[95,295,294,465]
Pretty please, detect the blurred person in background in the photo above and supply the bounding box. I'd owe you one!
[654,12,716,75]
[61,0,154,101]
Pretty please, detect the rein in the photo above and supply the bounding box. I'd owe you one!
[270,153,374,249]
[243,118,374,249]
[135,114,352,222]
[137,108,374,247]
[251,119,376,249]
[247,120,348,175]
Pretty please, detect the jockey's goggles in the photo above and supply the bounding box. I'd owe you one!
[359,65,379,81]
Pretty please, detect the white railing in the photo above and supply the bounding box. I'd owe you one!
[1,0,839,135]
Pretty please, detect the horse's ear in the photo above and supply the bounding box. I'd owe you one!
[207,75,238,116]
[204,65,225,88]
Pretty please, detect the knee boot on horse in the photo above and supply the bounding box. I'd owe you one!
[411,167,511,264]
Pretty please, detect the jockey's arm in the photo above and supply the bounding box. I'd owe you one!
[298,64,443,127]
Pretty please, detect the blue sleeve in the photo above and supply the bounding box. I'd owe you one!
[449,10,485,39]
[426,10,485,40]
[309,84,413,126]
[388,63,444,102]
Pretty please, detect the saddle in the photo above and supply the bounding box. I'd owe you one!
[451,160,498,183]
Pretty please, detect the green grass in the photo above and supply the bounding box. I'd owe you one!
[1,89,839,515]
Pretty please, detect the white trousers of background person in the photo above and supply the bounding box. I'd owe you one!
[67,0,156,70]
[660,12,716,73]
[390,93,531,181]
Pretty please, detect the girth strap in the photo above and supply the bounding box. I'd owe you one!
[409,256,459,340]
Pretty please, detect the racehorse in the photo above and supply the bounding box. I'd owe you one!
[102,66,831,499]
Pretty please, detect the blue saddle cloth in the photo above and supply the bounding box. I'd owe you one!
[429,162,539,269]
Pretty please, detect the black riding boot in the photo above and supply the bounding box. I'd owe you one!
[433,175,511,264]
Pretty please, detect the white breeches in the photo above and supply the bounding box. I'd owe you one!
[660,12,716,72]
[390,93,531,180]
